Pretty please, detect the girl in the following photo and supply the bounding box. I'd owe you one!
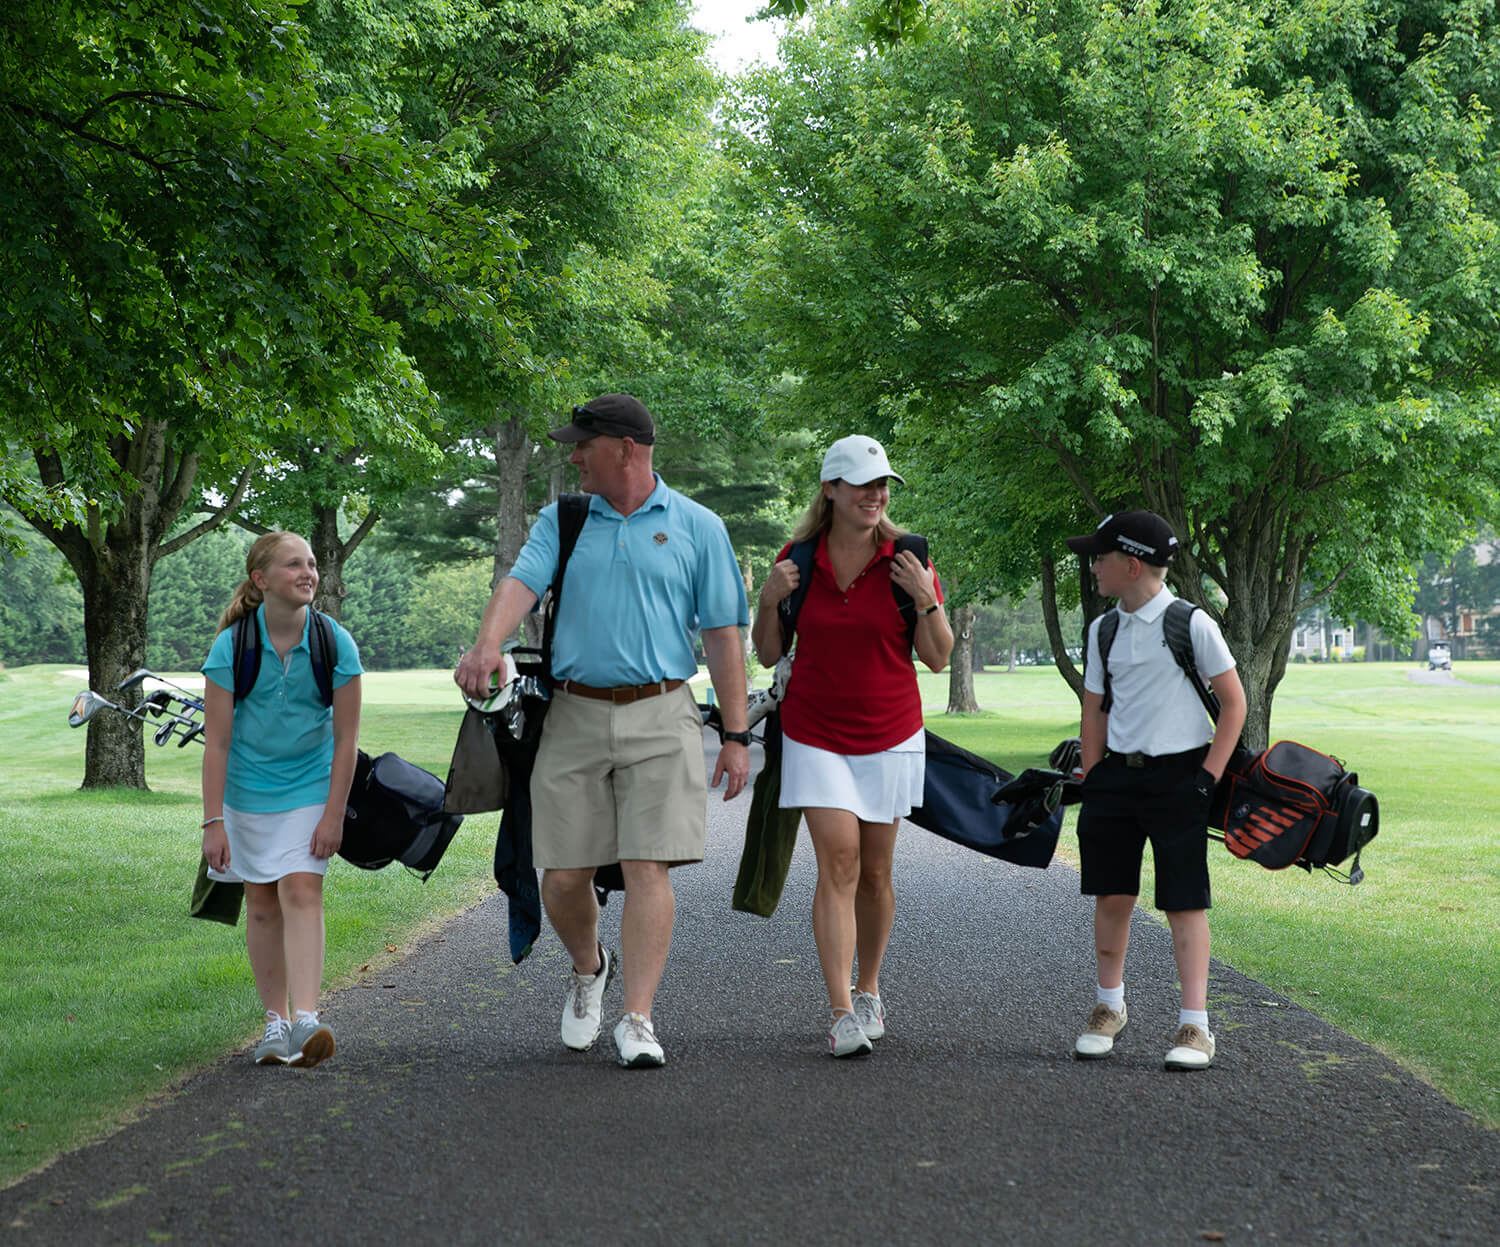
[751,435,953,1057]
[200,532,363,1067]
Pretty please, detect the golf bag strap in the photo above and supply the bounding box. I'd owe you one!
[541,494,591,686]
[778,532,929,653]
[231,609,336,707]
[1096,599,1219,721]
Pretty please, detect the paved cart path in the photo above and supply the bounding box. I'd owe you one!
[4,735,1496,1245]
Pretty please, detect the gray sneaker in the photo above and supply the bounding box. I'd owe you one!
[613,1011,666,1068]
[287,1015,336,1069]
[560,943,615,1051]
[851,989,885,1041]
[254,1014,291,1065]
[1074,1002,1127,1059]
[828,1010,872,1058]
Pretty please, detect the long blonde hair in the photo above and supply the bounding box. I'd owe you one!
[788,482,907,547]
[215,531,307,633]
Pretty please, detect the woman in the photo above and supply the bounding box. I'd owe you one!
[751,435,953,1057]
[200,532,363,1068]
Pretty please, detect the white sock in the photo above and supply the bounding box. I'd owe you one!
[1097,983,1125,1010]
[1179,1008,1209,1031]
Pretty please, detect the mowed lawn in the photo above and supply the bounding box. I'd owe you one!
[0,658,1495,1187]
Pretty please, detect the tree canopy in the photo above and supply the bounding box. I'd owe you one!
[0,0,519,783]
[732,0,1500,744]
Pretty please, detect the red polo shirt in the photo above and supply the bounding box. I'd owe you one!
[777,534,943,755]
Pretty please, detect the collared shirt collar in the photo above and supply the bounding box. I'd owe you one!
[590,473,670,521]
[1118,583,1174,626]
[256,602,311,652]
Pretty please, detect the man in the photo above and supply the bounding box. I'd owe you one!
[454,393,751,1069]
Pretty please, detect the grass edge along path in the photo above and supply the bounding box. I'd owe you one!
[1,660,1496,1189]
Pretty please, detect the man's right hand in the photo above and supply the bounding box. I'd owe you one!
[455,645,504,701]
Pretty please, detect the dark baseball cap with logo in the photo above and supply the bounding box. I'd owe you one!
[548,393,656,445]
[1065,510,1179,566]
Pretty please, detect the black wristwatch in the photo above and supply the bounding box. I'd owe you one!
[723,729,752,746]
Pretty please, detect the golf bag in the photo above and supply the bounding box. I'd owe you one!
[342,751,464,879]
[908,732,1062,868]
[1210,741,1378,881]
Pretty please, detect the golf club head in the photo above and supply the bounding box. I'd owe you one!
[153,720,177,747]
[117,668,154,692]
[177,722,205,747]
[69,689,118,728]
[143,690,174,717]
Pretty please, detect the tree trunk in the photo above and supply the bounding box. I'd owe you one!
[76,549,153,787]
[492,413,533,593]
[310,505,346,620]
[32,422,199,787]
[490,412,541,647]
[946,604,980,713]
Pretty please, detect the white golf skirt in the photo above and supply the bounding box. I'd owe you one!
[779,727,926,825]
[207,803,329,884]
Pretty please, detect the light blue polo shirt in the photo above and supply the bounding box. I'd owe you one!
[509,476,749,686]
[202,606,363,813]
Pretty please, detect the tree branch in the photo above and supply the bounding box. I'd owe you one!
[159,465,255,556]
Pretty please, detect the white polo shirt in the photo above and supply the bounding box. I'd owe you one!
[1083,585,1236,756]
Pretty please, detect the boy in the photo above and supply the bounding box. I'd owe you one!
[1064,511,1247,1070]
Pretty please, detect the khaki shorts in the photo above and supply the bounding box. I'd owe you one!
[530,682,708,869]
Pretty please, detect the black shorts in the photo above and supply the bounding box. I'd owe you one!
[1076,748,1212,912]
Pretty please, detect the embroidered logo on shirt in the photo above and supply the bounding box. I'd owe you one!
[653,532,669,545]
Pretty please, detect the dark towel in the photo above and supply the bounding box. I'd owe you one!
[733,713,803,917]
[189,852,243,925]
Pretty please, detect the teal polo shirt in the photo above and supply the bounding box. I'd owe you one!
[202,606,363,813]
[509,476,749,686]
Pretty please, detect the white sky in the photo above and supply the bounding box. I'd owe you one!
[691,0,784,75]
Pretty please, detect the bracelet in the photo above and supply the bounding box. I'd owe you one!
[918,602,940,616]
[201,816,224,829]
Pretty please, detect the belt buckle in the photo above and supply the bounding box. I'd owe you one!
[1125,751,1146,768]
[610,686,636,705]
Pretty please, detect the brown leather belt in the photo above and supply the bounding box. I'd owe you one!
[559,678,684,704]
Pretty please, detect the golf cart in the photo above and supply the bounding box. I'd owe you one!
[1428,642,1452,671]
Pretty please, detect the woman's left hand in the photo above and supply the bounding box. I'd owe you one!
[310,813,344,860]
[890,548,938,612]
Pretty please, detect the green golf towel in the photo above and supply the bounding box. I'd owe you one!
[733,744,802,918]
[189,852,244,925]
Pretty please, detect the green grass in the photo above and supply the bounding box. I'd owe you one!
[1,658,1495,1188]
[917,660,1500,1133]
[0,665,500,1186]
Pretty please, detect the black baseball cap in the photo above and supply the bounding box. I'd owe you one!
[548,393,656,445]
[1065,510,1179,566]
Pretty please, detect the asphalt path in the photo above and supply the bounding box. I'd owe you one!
[4,733,1496,1245]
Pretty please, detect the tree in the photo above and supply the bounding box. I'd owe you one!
[0,524,84,666]
[146,526,252,669]
[733,0,1500,747]
[0,0,516,785]
[306,0,722,593]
